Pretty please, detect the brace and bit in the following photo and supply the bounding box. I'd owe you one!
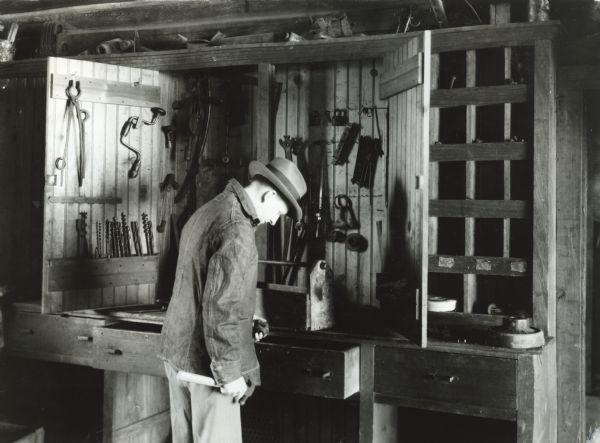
[120,107,166,179]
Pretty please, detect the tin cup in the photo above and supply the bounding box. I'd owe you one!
[0,40,15,62]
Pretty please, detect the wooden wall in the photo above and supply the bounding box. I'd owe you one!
[43,57,164,312]
[273,59,387,307]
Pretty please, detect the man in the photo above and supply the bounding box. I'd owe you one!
[159,157,307,443]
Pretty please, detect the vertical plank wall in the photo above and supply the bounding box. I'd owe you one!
[274,60,387,307]
[43,57,163,312]
[0,75,45,299]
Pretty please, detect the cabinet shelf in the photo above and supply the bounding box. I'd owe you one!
[430,85,528,108]
[47,255,159,292]
[429,255,527,277]
[429,200,529,219]
[430,142,528,162]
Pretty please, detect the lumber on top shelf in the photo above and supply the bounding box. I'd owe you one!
[429,200,529,219]
[430,85,528,109]
[0,22,560,77]
[430,142,528,162]
[429,254,527,277]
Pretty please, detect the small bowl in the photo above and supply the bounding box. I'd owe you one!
[0,40,15,62]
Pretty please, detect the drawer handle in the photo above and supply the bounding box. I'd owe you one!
[304,368,332,380]
[19,329,34,335]
[425,373,459,383]
[76,335,92,342]
[104,348,122,356]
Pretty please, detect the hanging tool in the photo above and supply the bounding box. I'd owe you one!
[121,213,132,257]
[95,221,103,258]
[162,125,176,150]
[314,142,329,239]
[76,212,89,258]
[332,194,360,230]
[352,106,384,205]
[105,220,111,258]
[55,80,89,187]
[279,135,294,160]
[131,221,142,256]
[333,123,361,165]
[120,116,141,178]
[158,174,179,233]
[175,78,213,204]
[346,233,368,252]
[142,213,154,255]
[120,107,165,179]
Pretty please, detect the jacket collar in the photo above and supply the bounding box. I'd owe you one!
[226,179,259,226]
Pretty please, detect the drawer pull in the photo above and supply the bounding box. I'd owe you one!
[19,329,34,335]
[104,348,122,355]
[425,373,459,383]
[304,368,333,380]
[76,335,92,342]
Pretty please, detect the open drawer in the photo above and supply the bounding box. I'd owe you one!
[92,321,164,377]
[256,336,359,399]
[5,311,107,366]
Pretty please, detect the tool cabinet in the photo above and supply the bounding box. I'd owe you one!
[0,20,561,443]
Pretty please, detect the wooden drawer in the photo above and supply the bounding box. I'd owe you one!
[5,311,104,365]
[374,346,517,418]
[256,336,359,399]
[92,322,163,377]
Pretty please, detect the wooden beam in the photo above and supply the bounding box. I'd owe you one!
[430,142,527,162]
[430,85,528,108]
[0,22,560,78]
[429,254,527,276]
[429,200,529,219]
[56,7,402,56]
[0,0,425,25]
[532,39,557,338]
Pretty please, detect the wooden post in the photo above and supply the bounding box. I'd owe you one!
[532,38,557,443]
[555,88,587,443]
[532,40,557,337]
[255,63,275,279]
[490,3,513,258]
[358,343,375,443]
[464,50,477,312]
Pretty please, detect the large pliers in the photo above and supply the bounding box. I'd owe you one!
[57,81,89,187]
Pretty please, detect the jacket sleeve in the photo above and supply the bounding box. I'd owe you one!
[202,221,254,384]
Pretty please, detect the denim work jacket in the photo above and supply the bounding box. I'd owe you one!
[159,179,260,386]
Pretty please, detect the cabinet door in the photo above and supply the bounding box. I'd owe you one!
[380,31,431,347]
[42,57,164,313]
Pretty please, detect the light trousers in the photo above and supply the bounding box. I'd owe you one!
[164,361,242,443]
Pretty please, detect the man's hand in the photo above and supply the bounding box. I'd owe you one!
[253,316,269,342]
[220,376,247,403]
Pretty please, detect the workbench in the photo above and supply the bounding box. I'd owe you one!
[4,302,552,442]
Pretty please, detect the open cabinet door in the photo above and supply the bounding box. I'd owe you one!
[380,31,430,347]
[42,57,164,313]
